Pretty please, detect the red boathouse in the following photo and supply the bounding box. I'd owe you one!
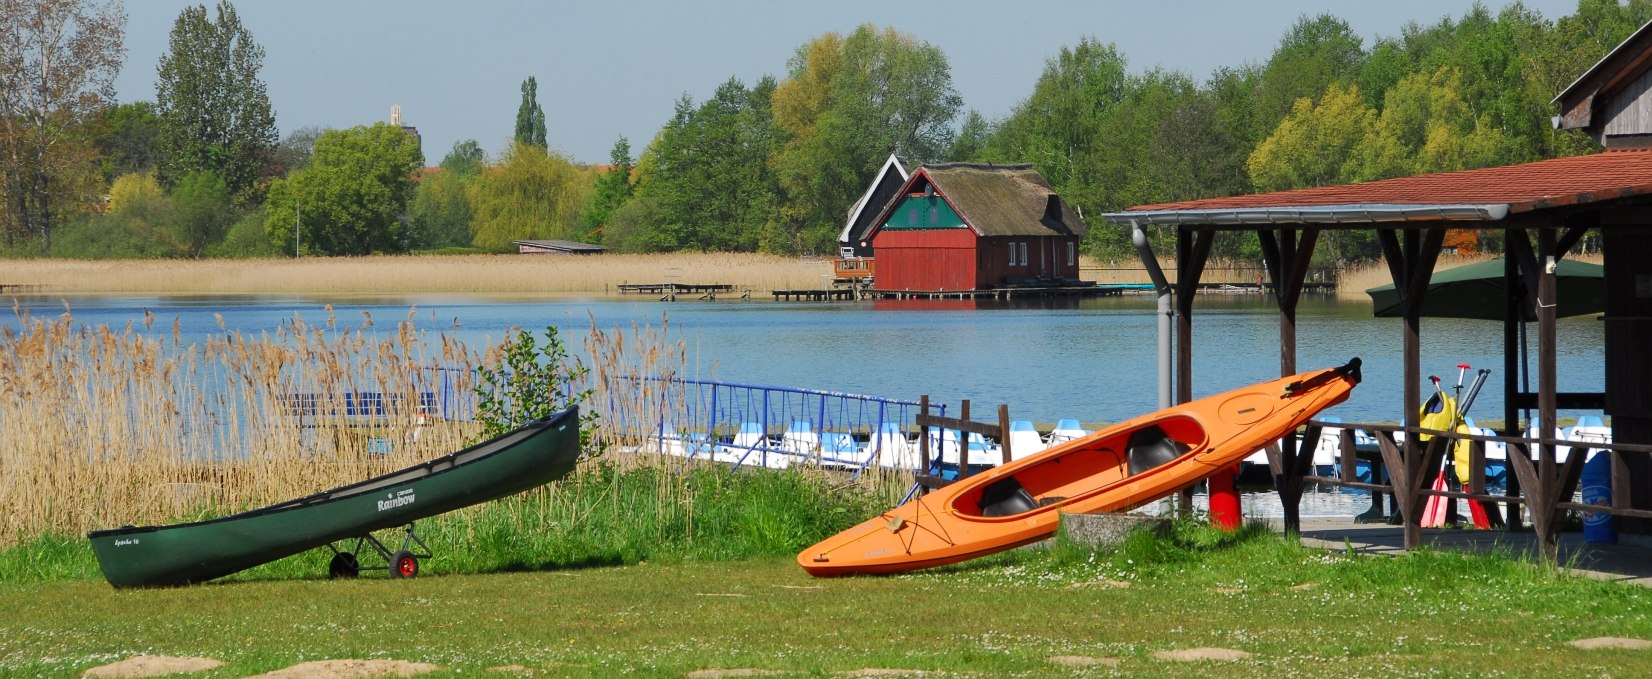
[863,164,1087,292]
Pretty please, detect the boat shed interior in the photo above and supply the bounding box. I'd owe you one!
[1102,20,1652,563]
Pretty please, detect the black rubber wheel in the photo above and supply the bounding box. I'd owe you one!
[390,550,419,579]
[328,552,360,579]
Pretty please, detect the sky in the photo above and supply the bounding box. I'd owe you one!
[112,0,1584,165]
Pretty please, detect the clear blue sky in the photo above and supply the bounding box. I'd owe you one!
[113,0,1583,165]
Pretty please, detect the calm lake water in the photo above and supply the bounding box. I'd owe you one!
[18,290,1585,519]
[11,291,1605,427]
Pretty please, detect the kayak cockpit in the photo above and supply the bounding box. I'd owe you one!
[953,416,1207,518]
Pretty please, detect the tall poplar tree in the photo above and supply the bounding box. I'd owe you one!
[154,1,277,201]
[515,76,548,150]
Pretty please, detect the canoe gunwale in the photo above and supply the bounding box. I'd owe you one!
[86,407,578,539]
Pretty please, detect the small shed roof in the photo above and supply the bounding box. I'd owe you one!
[514,239,606,253]
[1555,19,1652,130]
[1105,149,1652,226]
[872,163,1086,238]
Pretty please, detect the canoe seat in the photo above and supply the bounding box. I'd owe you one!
[1127,425,1190,476]
[979,476,1038,517]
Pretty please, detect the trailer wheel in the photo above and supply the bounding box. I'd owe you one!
[328,552,360,579]
[390,550,419,578]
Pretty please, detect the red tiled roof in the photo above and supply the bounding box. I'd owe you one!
[1129,150,1652,215]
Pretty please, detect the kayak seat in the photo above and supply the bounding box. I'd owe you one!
[1127,425,1191,476]
[979,476,1038,517]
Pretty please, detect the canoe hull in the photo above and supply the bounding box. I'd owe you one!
[88,407,582,588]
[799,361,1361,576]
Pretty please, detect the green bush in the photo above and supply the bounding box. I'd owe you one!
[206,207,280,258]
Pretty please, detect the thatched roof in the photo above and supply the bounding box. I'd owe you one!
[905,163,1086,238]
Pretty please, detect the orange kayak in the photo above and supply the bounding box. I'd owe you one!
[798,358,1362,576]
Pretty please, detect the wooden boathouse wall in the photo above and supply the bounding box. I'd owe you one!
[1604,227,1652,533]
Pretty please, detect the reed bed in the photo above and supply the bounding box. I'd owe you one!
[0,303,905,554]
[0,305,487,546]
[0,253,831,295]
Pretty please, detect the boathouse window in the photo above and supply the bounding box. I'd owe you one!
[1018,242,1028,266]
[1067,242,1076,267]
[928,205,939,225]
[907,205,918,226]
[1007,242,1016,266]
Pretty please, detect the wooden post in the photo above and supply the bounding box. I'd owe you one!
[1175,228,1214,514]
[998,404,1012,465]
[1536,227,1560,562]
[957,400,971,480]
[1377,225,1445,549]
[1259,226,1320,535]
[918,394,931,482]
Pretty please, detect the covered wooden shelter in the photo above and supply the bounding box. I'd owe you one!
[1101,23,1652,561]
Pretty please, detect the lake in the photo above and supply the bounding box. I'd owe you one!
[9,291,1605,428]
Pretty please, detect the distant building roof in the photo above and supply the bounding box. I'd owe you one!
[514,239,606,254]
[871,163,1086,238]
[839,154,909,249]
[1555,19,1652,137]
[1106,149,1652,226]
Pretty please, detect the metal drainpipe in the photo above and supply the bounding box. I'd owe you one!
[1132,220,1173,409]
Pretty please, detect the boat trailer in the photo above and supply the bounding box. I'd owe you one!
[325,523,432,579]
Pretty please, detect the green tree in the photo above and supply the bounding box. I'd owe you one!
[264,123,424,255]
[172,169,233,257]
[274,125,326,175]
[945,110,992,162]
[468,143,591,250]
[515,76,548,151]
[577,136,635,239]
[91,101,162,182]
[154,1,277,201]
[1354,67,1516,180]
[771,25,961,253]
[440,139,486,176]
[407,140,485,250]
[636,78,782,252]
[1252,14,1366,140]
[986,38,1130,212]
[1247,83,1375,192]
[0,0,124,251]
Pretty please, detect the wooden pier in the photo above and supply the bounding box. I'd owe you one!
[773,289,856,301]
[615,283,738,300]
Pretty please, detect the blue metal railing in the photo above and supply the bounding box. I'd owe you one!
[606,377,938,476]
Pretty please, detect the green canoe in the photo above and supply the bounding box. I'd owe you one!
[88,406,582,588]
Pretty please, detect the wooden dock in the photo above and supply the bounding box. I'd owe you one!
[615,283,739,300]
[773,289,856,301]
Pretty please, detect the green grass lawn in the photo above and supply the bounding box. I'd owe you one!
[4,523,1651,678]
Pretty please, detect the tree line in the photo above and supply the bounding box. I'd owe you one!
[2,1,1648,262]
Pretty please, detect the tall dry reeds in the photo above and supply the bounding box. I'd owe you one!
[0,305,900,550]
[0,305,485,546]
[1,253,831,295]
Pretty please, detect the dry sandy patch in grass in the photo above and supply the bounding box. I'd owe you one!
[1152,647,1255,662]
[1566,636,1652,650]
[1,253,831,295]
[243,658,439,678]
[81,655,223,677]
